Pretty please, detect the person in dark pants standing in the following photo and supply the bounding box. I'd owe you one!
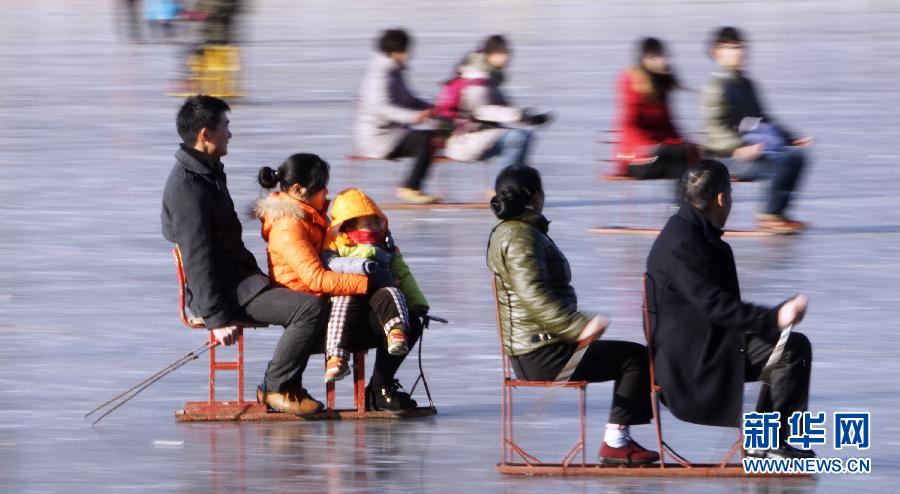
[486,165,659,466]
[354,29,437,205]
[161,95,328,416]
[646,160,814,459]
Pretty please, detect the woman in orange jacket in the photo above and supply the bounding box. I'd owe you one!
[254,153,424,411]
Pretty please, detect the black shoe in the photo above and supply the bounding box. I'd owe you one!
[746,443,816,459]
[366,379,417,412]
[766,444,816,459]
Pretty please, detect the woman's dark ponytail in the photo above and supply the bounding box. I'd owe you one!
[258,166,279,189]
[257,154,330,194]
[490,165,543,220]
[490,189,527,220]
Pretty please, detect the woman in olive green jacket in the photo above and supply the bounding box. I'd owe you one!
[486,165,658,465]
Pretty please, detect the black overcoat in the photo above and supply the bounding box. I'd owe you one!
[645,205,780,426]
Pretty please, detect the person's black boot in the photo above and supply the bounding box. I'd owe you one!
[745,443,816,459]
[766,443,817,459]
[366,379,417,411]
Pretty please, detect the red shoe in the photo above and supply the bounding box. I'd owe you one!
[599,440,660,465]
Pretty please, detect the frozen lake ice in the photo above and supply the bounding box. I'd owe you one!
[0,0,898,492]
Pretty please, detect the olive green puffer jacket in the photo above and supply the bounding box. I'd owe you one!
[487,212,589,357]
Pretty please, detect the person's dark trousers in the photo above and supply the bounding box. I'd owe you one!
[511,340,653,426]
[362,306,424,389]
[387,129,435,191]
[744,331,812,436]
[761,148,805,216]
[368,287,409,334]
[327,288,409,359]
[726,148,806,216]
[625,143,694,202]
[625,143,691,180]
[241,287,328,393]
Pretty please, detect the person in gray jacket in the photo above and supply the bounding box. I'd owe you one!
[354,29,436,204]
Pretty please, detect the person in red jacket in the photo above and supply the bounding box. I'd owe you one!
[613,37,699,180]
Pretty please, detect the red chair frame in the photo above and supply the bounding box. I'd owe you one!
[493,278,589,471]
[493,271,804,477]
[642,273,743,470]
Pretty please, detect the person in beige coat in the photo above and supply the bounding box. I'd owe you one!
[354,29,437,204]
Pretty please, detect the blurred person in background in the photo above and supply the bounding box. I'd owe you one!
[354,29,437,205]
[173,0,242,91]
[194,0,241,45]
[701,26,812,233]
[437,35,551,192]
[144,0,181,41]
[119,0,142,43]
[613,37,699,183]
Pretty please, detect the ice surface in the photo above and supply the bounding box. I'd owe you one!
[0,0,898,492]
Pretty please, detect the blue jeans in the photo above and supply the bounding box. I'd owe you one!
[481,128,533,177]
[725,147,806,216]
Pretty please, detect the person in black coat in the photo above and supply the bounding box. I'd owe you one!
[645,160,814,459]
[161,95,332,417]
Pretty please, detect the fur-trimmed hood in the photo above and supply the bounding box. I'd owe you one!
[255,191,315,221]
[255,191,327,241]
[253,191,368,298]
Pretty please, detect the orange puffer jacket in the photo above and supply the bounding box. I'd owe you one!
[255,191,368,297]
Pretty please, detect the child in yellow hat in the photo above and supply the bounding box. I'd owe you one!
[321,188,429,382]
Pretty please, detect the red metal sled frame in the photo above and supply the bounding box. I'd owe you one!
[493,279,588,469]
[172,247,436,422]
[493,275,809,477]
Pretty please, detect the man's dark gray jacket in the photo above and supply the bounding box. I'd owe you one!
[162,145,269,327]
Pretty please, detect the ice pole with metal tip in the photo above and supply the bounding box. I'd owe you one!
[759,324,792,384]
[84,341,216,426]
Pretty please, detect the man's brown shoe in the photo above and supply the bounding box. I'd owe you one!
[757,214,808,234]
[257,387,324,416]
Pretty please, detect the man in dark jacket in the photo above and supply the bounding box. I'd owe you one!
[646,160,814,459]
[162,95,327,416]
